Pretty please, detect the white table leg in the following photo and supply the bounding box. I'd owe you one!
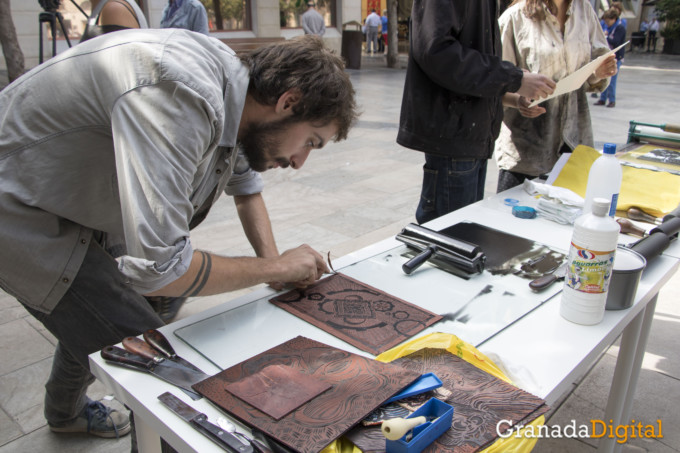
[135,412,162,453]
[612,296,658,453]
[597,301,648,453]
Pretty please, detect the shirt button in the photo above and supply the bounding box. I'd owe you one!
[63,278,69,283]
[216,169,222,174]
[81,239,87,244]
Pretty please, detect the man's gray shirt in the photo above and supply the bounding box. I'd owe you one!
[0,29,261,312]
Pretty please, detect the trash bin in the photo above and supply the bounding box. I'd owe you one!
[341,21,363,70]
[631,31,645,50]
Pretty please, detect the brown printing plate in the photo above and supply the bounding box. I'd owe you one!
[345,348,549,453]
[270,273,442,355]
[192,336,421,453]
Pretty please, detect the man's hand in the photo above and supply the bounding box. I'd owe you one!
[275,244,329,288]
[594,55,618,80]
[516,95,546,118]
[516,71,556,102]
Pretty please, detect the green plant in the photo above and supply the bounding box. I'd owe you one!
[656,0,680,39]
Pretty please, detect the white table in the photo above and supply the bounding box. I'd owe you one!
[90,187,679,453]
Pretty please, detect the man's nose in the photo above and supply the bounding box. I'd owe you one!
[290,148,311,170]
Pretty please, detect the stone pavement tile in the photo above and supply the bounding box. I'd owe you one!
[310,191,418,238]
[24,316,57,347]
[0,319,54,376]
[608,312,680,381]
[272,222,352,253]
[0,408,22,448]
[0,426,131,453]
[0,357,51,434]
[0,293,28,327]
[570,352,680,451]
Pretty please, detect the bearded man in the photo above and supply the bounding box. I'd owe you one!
[0,31,357,438]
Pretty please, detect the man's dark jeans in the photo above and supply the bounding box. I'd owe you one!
[416,154,488,224]
[22,240,164,427]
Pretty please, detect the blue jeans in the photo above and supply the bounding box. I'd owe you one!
[22,240,163,427]
[600,59,623,103]
[416,154,487,224]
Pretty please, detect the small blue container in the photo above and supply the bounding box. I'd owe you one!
[384,373,442,404]
[385,398,454,453]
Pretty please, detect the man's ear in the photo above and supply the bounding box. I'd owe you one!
[275,89,302,115]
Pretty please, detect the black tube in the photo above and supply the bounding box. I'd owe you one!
[629,232,671,262]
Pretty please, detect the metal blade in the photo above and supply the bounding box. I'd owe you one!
[158,391,202,423]
[158,392,253,453]
[144,329,207,374]
[150,360,208,390]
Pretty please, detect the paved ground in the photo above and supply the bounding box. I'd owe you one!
[1,48,679,452]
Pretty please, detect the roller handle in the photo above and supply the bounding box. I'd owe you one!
[627,207,661,225]
[650,216,680,237]
[629,232,671,262]
[662,123,680,133]
[381,416,427,441]
[122,336,164,363]
[616,218,646,237]
[402,246,436,275]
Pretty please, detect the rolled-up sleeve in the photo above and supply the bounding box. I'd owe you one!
[111,81,218,293]
[224,149,264,196]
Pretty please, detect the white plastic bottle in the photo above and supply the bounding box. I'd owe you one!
[561,198,620,325]
[582,143,622,217]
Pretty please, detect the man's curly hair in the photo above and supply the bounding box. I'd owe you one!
[240,35,358,141]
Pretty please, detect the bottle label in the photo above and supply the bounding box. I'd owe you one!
[609,193,619,216]
[565,244,615,294]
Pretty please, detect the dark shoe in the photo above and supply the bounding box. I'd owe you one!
[590,92,599,98]
[594,100,606,106]
[50,399,131,438]
[146,295,187,323]
[606,102,616,108]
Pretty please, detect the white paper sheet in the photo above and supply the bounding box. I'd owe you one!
[528,42,629,107]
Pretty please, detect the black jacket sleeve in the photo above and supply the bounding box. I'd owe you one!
[410,0,522,98]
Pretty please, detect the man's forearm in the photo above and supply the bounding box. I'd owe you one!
[234,193,279,258]
[145,245,329,298]
[146,251,280,297]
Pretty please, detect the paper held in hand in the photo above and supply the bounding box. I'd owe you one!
[528,41,629,107]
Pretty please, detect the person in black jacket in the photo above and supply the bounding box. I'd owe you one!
[397,0,555,224]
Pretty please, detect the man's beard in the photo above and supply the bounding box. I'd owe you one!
[239,117,295,172]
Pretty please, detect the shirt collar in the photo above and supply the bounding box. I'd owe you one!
[219,57,250,148]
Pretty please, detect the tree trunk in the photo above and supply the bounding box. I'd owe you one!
[386,0,398,68]
[0,0,25,83]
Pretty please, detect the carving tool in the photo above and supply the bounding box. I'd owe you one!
[382,416,428,440]
[616,218,647,237]
[627,207,661,225]
[529,262,567,291]
[143,328,206,374]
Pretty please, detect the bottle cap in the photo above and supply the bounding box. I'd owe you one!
[591,198,610,216]
[603,143,617,155]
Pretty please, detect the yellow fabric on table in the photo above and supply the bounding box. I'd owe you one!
[552,145,680,218]
[321,333,544,453]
